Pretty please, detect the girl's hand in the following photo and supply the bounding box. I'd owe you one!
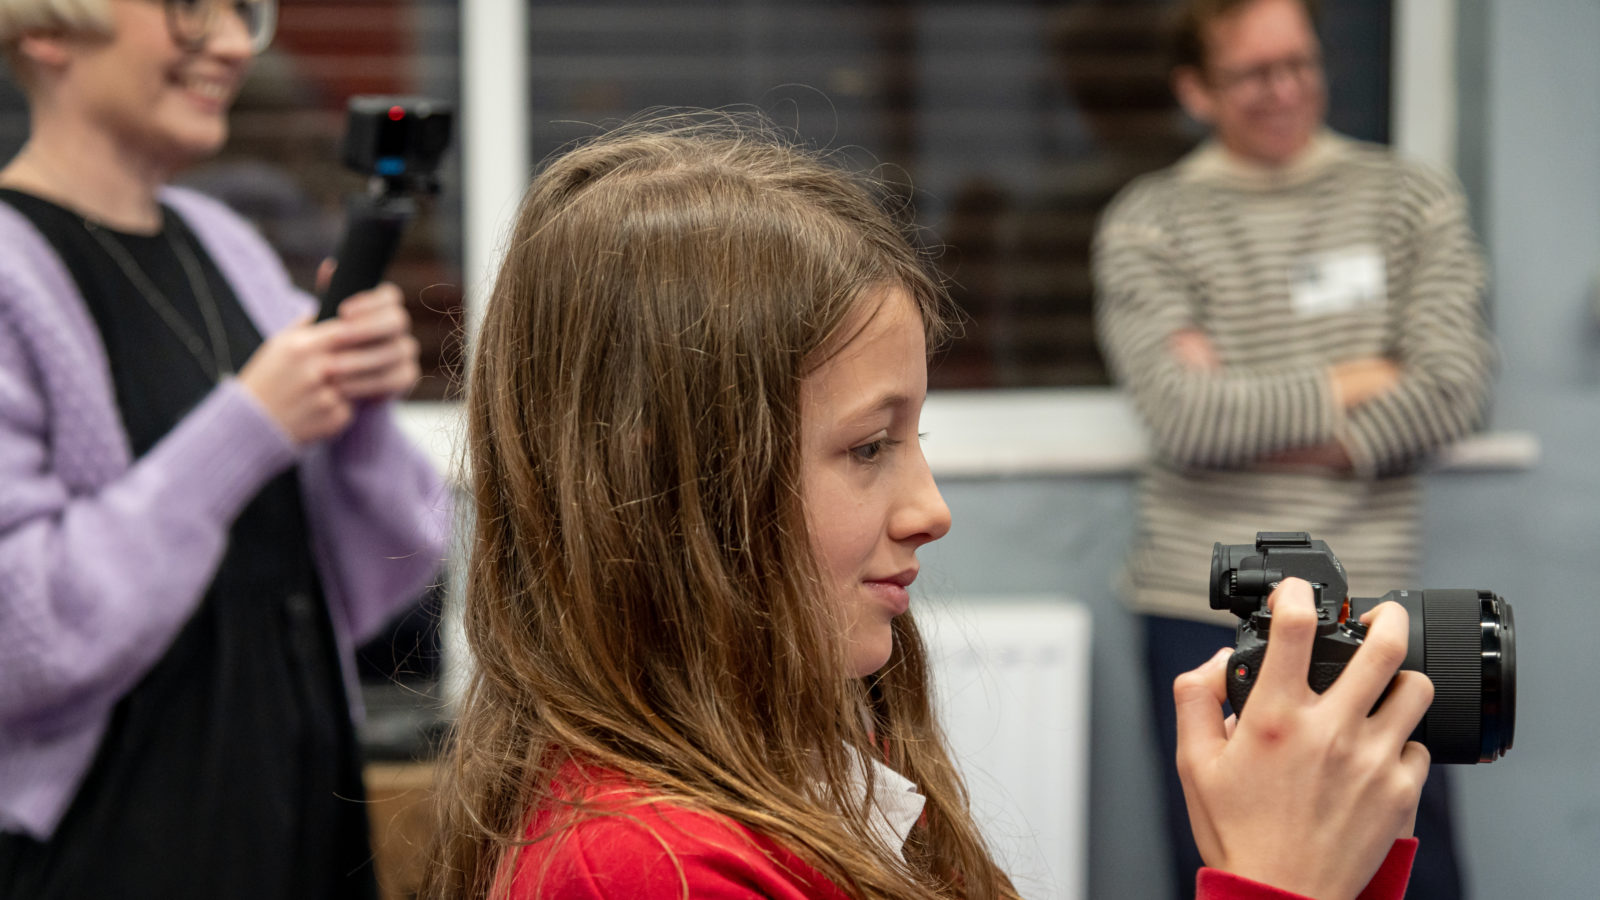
[1174,578,1433,900]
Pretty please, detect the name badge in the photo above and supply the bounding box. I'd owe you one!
[1288,246,1386,318]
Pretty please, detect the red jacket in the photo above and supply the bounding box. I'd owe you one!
[505,769,1416,899]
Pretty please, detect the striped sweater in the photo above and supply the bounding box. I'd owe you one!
[1093,131,1495,622]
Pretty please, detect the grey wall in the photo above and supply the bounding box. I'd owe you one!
[918,478,1169,897]
[920,2,1600,896]
[1434,0,1600,895]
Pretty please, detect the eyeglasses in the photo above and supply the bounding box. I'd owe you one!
[163,0,277,54]
[1209,52,1323,99]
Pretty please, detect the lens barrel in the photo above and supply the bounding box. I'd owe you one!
[1360,589,1516,764]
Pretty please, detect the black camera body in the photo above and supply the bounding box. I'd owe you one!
[1212,531,1516,764]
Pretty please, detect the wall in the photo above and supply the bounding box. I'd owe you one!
[1431,0,1600,895]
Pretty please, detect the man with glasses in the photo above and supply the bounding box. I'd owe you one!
[1093,0,1493,897]
[0,0,448,897]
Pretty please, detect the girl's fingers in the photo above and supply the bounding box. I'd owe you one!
[1366,669,1434,740]
[1252,579,1319,705]
[1396,741,1432,838]
[1175,647,1234,765]
[1325,601,1413,718]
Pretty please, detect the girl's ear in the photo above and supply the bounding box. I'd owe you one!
[1172,66,1216,125]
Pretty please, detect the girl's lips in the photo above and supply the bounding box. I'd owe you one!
[865,580,911,616]
[874,567,918,588]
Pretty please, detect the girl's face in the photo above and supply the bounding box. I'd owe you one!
[52,0,253,170]
[799,286,951,678]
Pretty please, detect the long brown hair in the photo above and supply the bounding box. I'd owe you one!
[423,112,1018,900]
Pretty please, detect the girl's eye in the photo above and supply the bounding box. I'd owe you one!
[850,437,899,463]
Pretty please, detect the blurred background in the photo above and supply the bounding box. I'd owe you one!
[0,0,1389,395]
[5,1,1596,897]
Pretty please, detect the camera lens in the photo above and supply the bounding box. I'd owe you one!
[1480,592,1516,760]
[1367,589,1516,764]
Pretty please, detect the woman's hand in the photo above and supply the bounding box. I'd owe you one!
[237,315,354,446]
[325,283,422,401]
[1174,578,1433,900]
[238,281,419,446]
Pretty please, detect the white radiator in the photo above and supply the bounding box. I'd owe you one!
[921,600,1091,900]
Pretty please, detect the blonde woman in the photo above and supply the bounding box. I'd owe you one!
[424,117,1431,900]
[0,1,449,896]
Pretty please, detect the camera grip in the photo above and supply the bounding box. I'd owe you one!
[1225,644,1267,714]
[1227,642,1349,714]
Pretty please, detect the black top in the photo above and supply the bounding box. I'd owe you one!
[0,190,377,900]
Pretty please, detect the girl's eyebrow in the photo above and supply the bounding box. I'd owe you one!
[840,392,912,424]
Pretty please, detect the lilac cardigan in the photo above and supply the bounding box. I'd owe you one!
[0,187,453,839]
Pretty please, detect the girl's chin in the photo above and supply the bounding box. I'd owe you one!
[849,639,894,678]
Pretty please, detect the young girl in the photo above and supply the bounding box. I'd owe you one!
[424,116,1431,900]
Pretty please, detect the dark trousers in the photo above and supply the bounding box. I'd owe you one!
[1142,615,1465,899]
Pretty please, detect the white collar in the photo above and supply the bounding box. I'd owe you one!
[839,747,927,860]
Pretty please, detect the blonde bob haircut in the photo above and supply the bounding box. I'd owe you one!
[0,0,112,45]
[0,0,111,80]
[424,111,1019,900]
